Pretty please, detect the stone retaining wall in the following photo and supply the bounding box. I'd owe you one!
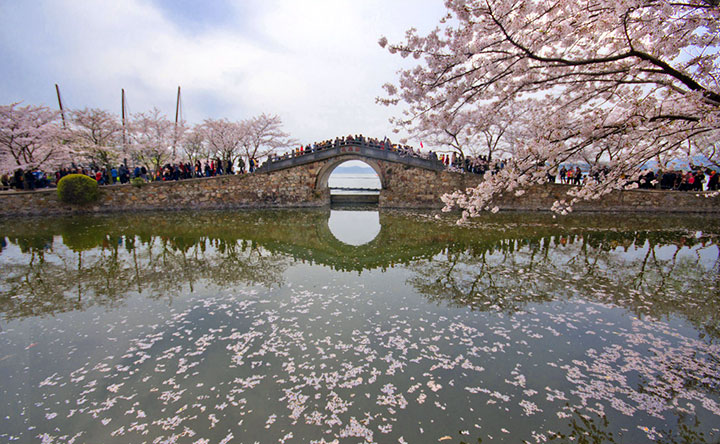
[0,170,328,217]
[0,168,717,217]
[493,184,720,213]
[380,164,485,208]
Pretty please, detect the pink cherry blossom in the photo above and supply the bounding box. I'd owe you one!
[0,102,71,171]
[67,107,123,166]
[380,0,720,216]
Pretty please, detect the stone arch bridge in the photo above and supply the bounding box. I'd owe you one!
[254,142,482,208]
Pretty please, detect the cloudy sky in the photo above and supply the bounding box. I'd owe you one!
[0,0,447,145]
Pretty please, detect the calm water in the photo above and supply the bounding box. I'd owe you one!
[0,210,719,443]
[328,173,381,194]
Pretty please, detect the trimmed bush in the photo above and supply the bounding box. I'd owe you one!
[57,174,100,205]
[130,177,145,188]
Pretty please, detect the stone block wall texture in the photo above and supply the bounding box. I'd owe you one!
[0,168,328,217]
[379,164,485,208]
[491,184,720,213]
[0,160,718,217]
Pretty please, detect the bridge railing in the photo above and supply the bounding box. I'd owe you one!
[257,139,447,173]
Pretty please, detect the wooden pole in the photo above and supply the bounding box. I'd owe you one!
[175,86,181,125]
[173,86,181,158]
[121,88,127,146]
[55,84,67,129]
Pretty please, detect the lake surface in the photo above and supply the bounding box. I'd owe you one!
[328,173,381,194]
[0,209,719,443]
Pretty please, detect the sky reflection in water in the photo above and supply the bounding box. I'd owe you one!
[327,210,381,246]
[0,210,718,443]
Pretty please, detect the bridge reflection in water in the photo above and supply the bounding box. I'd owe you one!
[327,210,381,245]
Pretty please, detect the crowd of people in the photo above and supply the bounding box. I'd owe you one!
[0,157,262,191]
[638,168,719,191]
[264,134,504,176]
[552,164,718,190]
[2,134,718,192]
[558,166,587,185]
[1,168,53,191]
[265,134,425,163]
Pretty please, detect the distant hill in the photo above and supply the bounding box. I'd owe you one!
[333,166,375,174]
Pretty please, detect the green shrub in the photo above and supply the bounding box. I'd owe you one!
[130,177,145,188]
[56,174,100,205]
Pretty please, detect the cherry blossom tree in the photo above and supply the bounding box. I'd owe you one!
[379,0,720,217]
[238,113,294,164]
[0,102,71,172]
[409,109,477,162]
[128,108,176,174]
[411,105,519,164]
[699,142,720,169]
[180,125,209,167]
[199,118,245,167]
[67,108,123,167]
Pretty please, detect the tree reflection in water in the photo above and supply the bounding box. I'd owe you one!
[408,230,720,339]
[1,231,290,321]
[0,210,718,339]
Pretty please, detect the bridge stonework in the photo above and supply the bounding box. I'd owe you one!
[378,161,484,208]
[259,145,485,209]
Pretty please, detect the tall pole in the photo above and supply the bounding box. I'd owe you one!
[173,86,181,159]
[55,84,67,129]
[175,86,181,126]
[121,88,127,147]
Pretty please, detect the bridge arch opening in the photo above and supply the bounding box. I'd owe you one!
[327,160,382,195]
[315,156,385,193]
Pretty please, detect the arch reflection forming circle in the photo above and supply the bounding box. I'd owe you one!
[327,210,381,246]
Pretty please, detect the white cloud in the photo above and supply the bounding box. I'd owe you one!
[0,0,447,144]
